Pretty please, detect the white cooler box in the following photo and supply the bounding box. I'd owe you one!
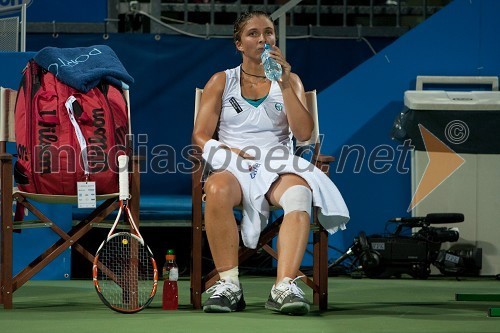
[402,76,500,276]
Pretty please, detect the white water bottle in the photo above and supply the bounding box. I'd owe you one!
[261,43,282,81]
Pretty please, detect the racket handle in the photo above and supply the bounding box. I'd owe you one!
[118,155,130,200]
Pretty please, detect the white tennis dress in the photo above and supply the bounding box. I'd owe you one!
[202,66,350,249]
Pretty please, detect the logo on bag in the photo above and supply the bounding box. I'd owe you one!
[47,48,103,78]
[37,109,59,173]
[87,108,109,172]
[17,144,28,161]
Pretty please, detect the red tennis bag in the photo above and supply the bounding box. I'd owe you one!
[14,59,129,195]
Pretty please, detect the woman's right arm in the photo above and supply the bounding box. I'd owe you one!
[192,72,226,148]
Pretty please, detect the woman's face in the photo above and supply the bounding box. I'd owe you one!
[236,15,276,58]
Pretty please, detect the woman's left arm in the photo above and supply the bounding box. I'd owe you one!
[280,73,313,142]
[270,45,313,141]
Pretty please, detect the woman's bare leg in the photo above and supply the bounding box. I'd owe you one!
[266,174,311,284]
[204,171,242,273]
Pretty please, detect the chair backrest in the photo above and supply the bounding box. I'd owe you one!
[193,88,320,146]
[0,87,17,153]
[194,87,203,125]
[297,90,320,147]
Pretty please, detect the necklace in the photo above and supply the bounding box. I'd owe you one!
[241,66,266,79]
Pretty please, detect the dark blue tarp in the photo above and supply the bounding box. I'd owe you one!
[25,33,393,195]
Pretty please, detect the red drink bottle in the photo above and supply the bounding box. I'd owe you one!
[162,249,178,310]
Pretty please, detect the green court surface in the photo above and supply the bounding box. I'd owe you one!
[1,275,498,333]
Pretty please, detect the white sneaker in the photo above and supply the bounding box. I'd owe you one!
[265,276,310,315]
[203,279,246,313]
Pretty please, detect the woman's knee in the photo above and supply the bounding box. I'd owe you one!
[267,174,310,205]
[274,174,310,190]
[204,172,242,204]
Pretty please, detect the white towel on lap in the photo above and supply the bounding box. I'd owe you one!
[202,140,350,249]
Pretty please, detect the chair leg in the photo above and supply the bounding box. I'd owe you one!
[11,200,117,289]
[5,197,118,300]
[130,155,141,225]
[0,153,14,309]
[191,164,204,309]
[313,222,328,311]
[191,223,203,309]
[0,154,138,309]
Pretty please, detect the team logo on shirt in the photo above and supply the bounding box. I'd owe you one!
[275,103,283,111]
[248,162,261,179]
[229,97,243,113]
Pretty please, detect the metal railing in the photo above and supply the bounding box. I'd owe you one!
[157,0,434,27]
[117,0,449,38]
[21,1,450,40]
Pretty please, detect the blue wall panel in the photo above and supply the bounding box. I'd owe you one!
[21,33,390,268]
[319,0,500,259]
[3,0,498,269]
[24,34,391,198]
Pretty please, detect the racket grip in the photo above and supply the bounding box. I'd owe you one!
[118,155,130,200]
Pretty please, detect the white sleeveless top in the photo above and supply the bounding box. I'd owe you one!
[218,65,293,153]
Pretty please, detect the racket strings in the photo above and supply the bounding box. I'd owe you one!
[95,233,156,311]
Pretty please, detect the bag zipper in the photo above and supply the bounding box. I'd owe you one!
[26,60,37,192]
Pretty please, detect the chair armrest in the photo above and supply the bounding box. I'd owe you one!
[314,154,335,164]
[190,147,203,164]
[0,153,13,184]
[312,153,335,176]
[132,154,145,161]
[0,152,13,163]
[0,153,14,226]
[190,145,205,181]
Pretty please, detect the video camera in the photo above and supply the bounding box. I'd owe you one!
[332,213,467,279]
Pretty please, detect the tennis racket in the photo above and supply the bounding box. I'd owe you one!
[93,155,158,313]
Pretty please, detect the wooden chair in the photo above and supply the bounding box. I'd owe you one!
[0,86,140,309]
[190,88,334,310]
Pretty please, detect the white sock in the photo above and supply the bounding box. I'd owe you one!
[273,277,293,290]
[219,266,240,287]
